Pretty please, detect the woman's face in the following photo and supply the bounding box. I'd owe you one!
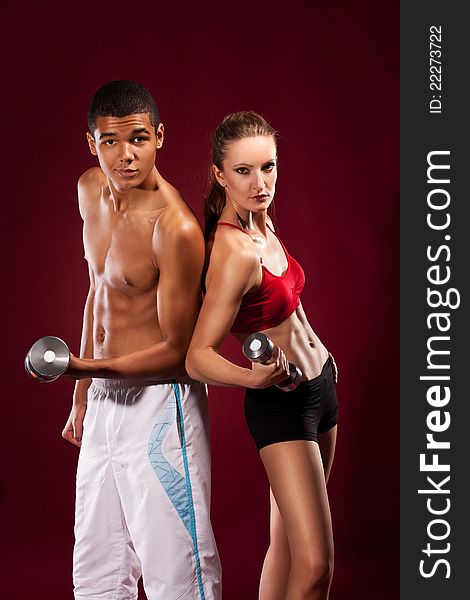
[214,135,277,216]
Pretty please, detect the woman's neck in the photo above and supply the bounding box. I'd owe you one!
[221,204,268,235]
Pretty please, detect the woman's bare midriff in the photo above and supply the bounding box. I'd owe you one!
[233,306,329,381]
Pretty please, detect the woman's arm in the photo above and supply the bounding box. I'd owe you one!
[186,238,289,389]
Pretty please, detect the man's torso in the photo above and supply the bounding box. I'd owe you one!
[80,167,193,359]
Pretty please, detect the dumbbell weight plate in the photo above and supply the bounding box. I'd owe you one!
[25,336,70,382]
[243,333,303,392]
[242,333,274,364]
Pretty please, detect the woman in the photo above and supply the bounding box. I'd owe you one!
[186,111,338,600]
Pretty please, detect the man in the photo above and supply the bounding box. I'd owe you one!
[61,80,221,600]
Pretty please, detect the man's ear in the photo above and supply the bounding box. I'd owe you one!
[86,132,97,156]
[156,123,164,149]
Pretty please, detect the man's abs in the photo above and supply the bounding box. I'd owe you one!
[92,279,162,359]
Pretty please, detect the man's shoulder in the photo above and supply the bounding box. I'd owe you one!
[78,167,105,190]
[152,193,204,263]
[155,203,203,243]
[77,168,105,218]
[154,180,201,238]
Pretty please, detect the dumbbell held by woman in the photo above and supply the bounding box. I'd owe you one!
[242,332,302,392]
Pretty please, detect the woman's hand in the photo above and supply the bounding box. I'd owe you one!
[247,346,291,389]
[329,352,338,383]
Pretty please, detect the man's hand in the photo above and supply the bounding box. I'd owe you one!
[65,353,87,379]
[64,353,102,380]
[62,400,87,447]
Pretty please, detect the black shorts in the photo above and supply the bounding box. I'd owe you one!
[244,357,338,451]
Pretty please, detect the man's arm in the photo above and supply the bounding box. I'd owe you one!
[61,264,95,445]
[73,264,95,393]
[66,210,205,380]
[62,174,96,445]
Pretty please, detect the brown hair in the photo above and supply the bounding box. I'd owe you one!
[203,111,278,239]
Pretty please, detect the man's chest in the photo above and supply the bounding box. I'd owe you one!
[83,212,159,292]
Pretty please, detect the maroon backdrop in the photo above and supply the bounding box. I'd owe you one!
[1,2,398,598]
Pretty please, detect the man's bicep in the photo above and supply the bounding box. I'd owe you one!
[156,227,204,348]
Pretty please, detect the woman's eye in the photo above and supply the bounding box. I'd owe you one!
[236,167,249,174]
[264,162,276,171]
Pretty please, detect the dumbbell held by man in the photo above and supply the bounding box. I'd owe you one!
[25,336,70,383]
[242,332,303,392]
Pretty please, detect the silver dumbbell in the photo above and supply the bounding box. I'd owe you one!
[242,332,303,392]
[24,336,70,383]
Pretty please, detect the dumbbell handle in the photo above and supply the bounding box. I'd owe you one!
[242,333,303,392]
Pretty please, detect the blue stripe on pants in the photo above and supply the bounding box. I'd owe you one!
[147,384,206,599]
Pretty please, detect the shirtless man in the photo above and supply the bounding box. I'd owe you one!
[61,80,221,600]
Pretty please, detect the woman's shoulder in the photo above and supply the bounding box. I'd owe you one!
[205,223,260,282]
[210,223,256,260]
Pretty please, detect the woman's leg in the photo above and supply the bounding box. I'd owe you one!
[318,426,337,484]
[259,426,337,599]
[259,488,291,600]
[260,440,335,600]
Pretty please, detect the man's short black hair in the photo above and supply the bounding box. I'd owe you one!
[87,80,160,134]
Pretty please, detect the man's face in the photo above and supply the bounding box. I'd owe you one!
[87,113,164,191]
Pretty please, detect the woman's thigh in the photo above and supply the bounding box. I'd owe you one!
[260,440,334,563]
[318,425,337,483]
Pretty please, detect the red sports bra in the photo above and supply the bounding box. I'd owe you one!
[216,221,306,334]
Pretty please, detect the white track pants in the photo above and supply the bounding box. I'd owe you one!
[73,379,221,600]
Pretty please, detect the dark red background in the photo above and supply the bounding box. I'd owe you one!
[1,1,398,598]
